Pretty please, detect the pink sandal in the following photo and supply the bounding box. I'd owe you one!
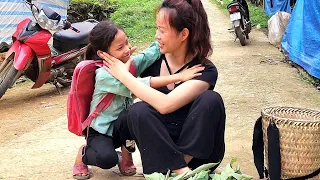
[118,158,137,176]
[73,163,90,180]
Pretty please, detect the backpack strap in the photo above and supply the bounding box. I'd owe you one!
[81,93,116,131]
[81,62,137,132]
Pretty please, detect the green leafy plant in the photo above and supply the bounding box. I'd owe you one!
[67,0,118,23]
[210,158,253,180]
[144,159,253,180]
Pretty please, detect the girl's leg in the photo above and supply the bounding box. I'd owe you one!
[113,110,136,153]
[126,102,187,174]
[74,145,86,165]
[82,128,119,169]
[117,146,137,176]
[113,110,137,176]
[73,145,89,179]
[177,91,226,169]
[121,146,133,162]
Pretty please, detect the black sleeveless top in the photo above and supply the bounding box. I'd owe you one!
[140,55,218,135]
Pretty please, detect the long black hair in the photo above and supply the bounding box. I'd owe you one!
[158,0,212,63]
[85,21,122,60]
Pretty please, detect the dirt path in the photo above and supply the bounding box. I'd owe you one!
[0,1,319,179]
[204,0,320,176]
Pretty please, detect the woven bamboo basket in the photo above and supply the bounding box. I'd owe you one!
[261,106,320,179]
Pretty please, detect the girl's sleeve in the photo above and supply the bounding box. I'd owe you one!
[95,68,151,98]
[132,41,161,76]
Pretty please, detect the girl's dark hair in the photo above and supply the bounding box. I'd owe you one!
[158,0,212,64]
[85,21,121,60]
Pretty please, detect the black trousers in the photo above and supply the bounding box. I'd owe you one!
[116,90,226,174]
[81,111,129,169]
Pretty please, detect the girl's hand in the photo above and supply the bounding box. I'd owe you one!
[178,64,204,82]
[130,46,137,55]
[98,51,133,81]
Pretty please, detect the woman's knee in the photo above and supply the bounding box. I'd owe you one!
[128,101,155,124]
[195,91,225,110]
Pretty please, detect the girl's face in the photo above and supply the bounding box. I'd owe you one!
[155,9,185,54]
[108,30,132,63]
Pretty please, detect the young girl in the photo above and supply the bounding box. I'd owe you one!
[72,21,204,179]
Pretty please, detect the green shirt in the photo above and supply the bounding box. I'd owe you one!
[89,42,160,136]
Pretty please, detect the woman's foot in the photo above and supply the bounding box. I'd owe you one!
[172,167,191,175]
[73,145,90,179]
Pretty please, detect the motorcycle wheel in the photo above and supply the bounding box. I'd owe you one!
[235,26,247,46]
[0,55,19,98]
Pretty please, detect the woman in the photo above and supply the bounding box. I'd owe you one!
[100,0,226,175]
[72,21,203,179]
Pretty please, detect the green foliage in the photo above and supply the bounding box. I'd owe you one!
[210,0,270,28]
[144,159,253,180]
[111,0,162,44]
[67,0,118,23]
[210,158,253,180]
[248,5,270,28]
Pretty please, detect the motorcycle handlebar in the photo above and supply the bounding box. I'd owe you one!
[62,20,80,33]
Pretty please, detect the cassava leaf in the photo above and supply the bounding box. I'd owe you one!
[165,170,171,180]
[182,162,218,179]
[145,172,166,180]
[196,170,210,180]
[222,164,235,176]
[171,171,188,180]
[210,173,221,180]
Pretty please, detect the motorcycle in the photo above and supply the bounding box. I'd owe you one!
[0,0,97,99]
[227,0,252,46]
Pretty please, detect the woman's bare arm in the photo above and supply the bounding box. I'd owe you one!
[121,72,209,114]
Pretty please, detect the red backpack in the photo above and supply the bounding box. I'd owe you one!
[67,60,136,136]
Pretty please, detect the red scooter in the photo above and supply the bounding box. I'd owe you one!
[0,0,97,99]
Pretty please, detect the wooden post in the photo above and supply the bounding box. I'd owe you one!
[0,52,6,65]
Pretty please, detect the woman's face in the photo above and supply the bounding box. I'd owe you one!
[108,30,132,63]
[155,9,185,54]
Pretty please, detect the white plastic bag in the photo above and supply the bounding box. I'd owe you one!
[268,11,291,46]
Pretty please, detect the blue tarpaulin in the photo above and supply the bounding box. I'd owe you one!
[281,0,320,79]
[265,0,291,15]
[0,0,69,44]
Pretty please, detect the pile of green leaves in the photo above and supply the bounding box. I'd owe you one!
[67,0,118,23]
[145,159,253,180]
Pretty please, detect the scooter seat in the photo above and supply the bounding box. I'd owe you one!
[53,21,95,44]
[227,2,242,9]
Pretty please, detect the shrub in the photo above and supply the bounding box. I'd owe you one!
[67,0,118,23]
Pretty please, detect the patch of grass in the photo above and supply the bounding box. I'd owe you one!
[210,0,270,28]
[111,0,162,45]
[283,56,320,88]
[249,5,270,28]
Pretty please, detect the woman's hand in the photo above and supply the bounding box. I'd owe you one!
[178,64,204,82]
[98,51,133,81]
